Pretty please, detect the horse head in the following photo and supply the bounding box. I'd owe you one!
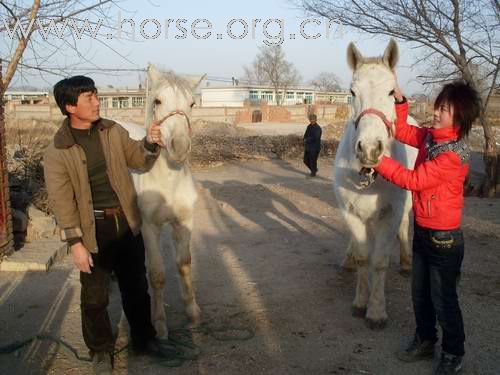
[145,64,204,165]
[347,39,399,168]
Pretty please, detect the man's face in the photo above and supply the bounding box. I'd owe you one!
[66,91,100,123]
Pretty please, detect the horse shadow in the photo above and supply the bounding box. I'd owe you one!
[200,179,340,236]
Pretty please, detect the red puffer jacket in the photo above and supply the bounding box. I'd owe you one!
[375,101,469,230]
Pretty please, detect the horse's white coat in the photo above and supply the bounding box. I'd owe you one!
[118,65,203,338]
[333,40,418,328]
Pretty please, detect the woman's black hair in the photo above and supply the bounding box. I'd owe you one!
[53,76,97,116]
[434,80,481,139]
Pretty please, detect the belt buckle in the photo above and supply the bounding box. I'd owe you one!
[94,209,105,219]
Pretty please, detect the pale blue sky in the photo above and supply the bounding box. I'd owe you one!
[5,0,424,93]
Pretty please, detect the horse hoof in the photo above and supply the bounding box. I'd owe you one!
[365,317,387,330]
[351,306,367,318]
[154,320,169,339]
[399,268,411,278]
[341,256,357,272]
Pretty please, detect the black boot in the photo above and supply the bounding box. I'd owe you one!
[396,335,435,362]
[433,352,463,374]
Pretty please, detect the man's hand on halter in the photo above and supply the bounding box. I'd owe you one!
[147,121,165,147]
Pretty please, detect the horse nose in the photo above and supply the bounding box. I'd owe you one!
[356,140,363,153]
[356,139,383,165]
[370,140,383,160]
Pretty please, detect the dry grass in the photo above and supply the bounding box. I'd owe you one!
[5,118,58,214]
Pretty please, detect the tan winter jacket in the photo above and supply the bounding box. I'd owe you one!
[43,117,159,253]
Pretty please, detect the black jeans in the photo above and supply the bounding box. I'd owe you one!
[80,209,156,354]
[303,149,319,174]
[411,224,465,356]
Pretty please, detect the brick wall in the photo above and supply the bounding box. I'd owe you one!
[6,98,353,126]
[0,59,14,257]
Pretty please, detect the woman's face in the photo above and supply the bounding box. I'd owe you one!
[433,101,454,129]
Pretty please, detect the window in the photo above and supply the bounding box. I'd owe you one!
[305,92,313,104]
[112,96,129,108]
[286,91,295,99]
[249,90,259,100]
[99,97,108,108]
[262,91,274,102]
[132,96,144,107]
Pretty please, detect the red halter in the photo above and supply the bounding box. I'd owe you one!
[354,108,395,138]
[155,109,192,137]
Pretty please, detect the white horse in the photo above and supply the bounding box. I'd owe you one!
[333,40,418,329]
[119,65,203,338]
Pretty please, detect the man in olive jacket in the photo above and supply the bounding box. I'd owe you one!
[44,76,167,373]
[303,114,322,177]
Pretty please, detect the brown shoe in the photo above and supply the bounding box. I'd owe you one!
[396,335,435,362]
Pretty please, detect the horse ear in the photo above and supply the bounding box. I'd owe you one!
[347,42,363,71]
[185,74,207,90]
[383,39,399,70]
[147,63,162,82]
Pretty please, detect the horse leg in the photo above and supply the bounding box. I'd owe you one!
[341,238,357,272]
[142,222,168,339]
[398,215,412,277]
[344,213,369,318]
[365,226,396,330]
[365,253,390,330]
[172,219,201,324]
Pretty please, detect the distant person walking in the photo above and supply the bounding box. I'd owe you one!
[303,114,322,177]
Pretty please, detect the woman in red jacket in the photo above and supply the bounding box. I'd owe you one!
[373,80,480,375]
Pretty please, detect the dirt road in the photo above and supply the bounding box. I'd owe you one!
[1,158,499,374]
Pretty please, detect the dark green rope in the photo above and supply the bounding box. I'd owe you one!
[0,314,254,368]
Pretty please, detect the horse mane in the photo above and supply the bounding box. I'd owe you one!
[150,70,193,95]
[358,57,389,68]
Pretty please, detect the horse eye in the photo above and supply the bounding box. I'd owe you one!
[389,90,395,96]
[350,89,356,97]
[154,98,162,105]
[190,102,195,108]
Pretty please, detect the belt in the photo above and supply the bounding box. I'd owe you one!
[94,206,121,219]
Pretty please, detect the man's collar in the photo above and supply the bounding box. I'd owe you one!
[53,117,116,149]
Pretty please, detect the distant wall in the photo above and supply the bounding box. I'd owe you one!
[5,101,352,125]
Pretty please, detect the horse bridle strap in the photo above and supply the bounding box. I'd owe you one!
[354,108,394,137]
[154,109,193,138]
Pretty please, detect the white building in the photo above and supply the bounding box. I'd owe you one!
[96,87,147,109]
[201,85,351,107]
[3,91,49,104]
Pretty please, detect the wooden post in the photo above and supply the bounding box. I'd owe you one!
[0,58,14,256]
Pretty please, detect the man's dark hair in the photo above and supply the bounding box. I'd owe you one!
[434,80,481,139]
[53,76,97,116]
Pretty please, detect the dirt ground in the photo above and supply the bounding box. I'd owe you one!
[1,157,499,375]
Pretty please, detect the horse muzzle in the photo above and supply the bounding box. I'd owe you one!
[355,139,384,167]
[167,136,191,163]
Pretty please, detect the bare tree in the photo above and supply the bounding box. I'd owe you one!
[242,64,266,85]
[300,0,500,196]
[0,0,124,91]
[311,72,343,91]
[243,45,301,105]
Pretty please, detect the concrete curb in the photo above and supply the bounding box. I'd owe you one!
[0,236,67,272]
